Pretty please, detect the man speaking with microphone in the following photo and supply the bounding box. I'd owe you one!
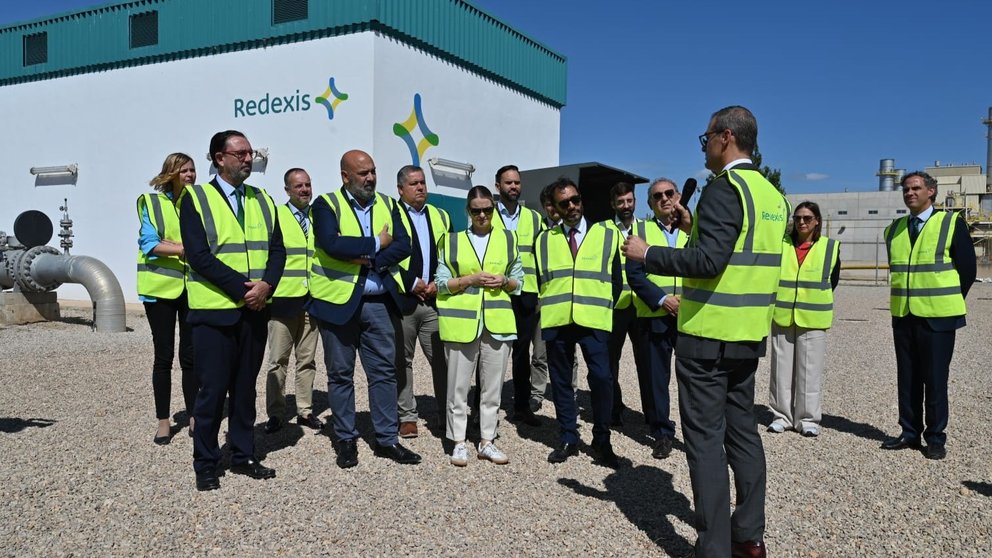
[624,106,787,558]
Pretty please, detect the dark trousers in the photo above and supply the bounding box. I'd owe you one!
[144,293,197,419]
[546,325,613,445]
[893,315,955,446]
[676,355,765,558]
[191,313,268,474]
[510,294,539,411]
[635,317,677,439]
[607,304,638,417]
[319,299,400,446]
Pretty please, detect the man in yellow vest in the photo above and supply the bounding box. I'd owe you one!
[180,130,286,491]
[603,181,639,427]
[626,178,690,460]
[394,164,452,438]
[492,165,547,425]
[536,177,624,468]
[263,168,322,434]
[625,106,787,558]
[881,171,976,460]
[307,150,419,469]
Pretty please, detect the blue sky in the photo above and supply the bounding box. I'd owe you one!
[5,0,992,195]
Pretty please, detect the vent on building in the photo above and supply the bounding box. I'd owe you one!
[837,210,848,215]
[130,11,159,49]
[23,32,48,66]
[272,0,308,24]
[896,209,907,214]
[867,210,878,215]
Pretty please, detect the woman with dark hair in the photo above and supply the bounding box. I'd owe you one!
[137,153,198,445]
[435,186,524,466]
[768,201,841,437]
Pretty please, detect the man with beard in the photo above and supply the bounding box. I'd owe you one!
[307,149,420,469]
[180,130,286,491]
[491,165,546,425]
[264,168,322,434]
[602,182,638,427]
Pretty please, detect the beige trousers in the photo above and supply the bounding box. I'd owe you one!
[265,311,319,418]
[769,322,827,430]
[445,331,510,442]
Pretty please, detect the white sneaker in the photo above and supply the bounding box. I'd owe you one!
[477,442,509,464]
[767,421,786,433]
[801,425,820,437]
[450,442,468,467]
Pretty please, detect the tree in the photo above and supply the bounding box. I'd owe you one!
[704,144,785,194]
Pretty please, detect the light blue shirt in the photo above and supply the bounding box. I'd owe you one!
[912,204,934,224]
[137,191,178,303]
[404,202,432,288]
[562,217,588,248]
[216,174,244,214]
[614,217,632,239]
[497,201,521,231]
[435,228,524,341]
[343,189,385,296]
[288,202,309,236]
[655,218,680,307]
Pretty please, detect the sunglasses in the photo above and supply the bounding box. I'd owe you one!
[793,215,816,223]
[698,129,724,148]
[652,189,677,201]
[556,195,582,210]
[469,206,494,216]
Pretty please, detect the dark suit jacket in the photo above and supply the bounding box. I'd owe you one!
[642,163,766,359]
[305,188,412,326]
[892,213,976,332]
[396,203,452,315]
[180,177,286,327]
[626,219,680,334]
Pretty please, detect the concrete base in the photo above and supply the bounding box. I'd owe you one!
[0,291,61,325]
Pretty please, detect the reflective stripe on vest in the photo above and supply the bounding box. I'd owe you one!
[136,192,186,299]
[536,221,617,332]
[436,229,517,342]
[773,237,838,329]
[631,219,688,318]
[272,204,310,298]
[493,206,543,293]
[396,203,450,291]
[183,182,275,310]
[885,211,966,318]
[678,170,788,342]
[309,190,397,304]
[602,219,637,310]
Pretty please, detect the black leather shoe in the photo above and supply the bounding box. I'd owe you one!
[652,436,674,459]
[373,442,422,464]
[230,459,276,480]
[195,470,220,492]
[880,435,922,450]
[336,439,359,469]
[512,408,541,427]
[731,540,767,558]
[528,398,543,413]
[264,416,283,434]
[153,434,171,446]
[924,444,946,460]
[590,441,622,469]
[296,414,323,430]
[547,442,579,463]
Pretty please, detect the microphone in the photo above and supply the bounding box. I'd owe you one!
[680,178,698,203]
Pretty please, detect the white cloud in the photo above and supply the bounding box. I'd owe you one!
[803,172,830,181]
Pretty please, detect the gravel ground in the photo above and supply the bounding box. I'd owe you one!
[1,284,990,557]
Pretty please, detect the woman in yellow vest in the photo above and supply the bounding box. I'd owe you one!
[768,201,840,437]
[137,153,198,445]
[435,186,523,467]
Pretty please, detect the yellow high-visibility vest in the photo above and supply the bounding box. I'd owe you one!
[773,236,839,329]
[885,211,966,318]
[136,192,186,299]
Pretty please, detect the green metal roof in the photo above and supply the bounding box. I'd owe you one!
[0,0,567,107]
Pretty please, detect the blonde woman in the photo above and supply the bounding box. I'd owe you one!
[138,153,198,445]
[435,186,523,466]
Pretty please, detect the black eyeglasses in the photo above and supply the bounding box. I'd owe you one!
[221,150,255,160]
[652,189,677,201]
[556,195,582,210]
[698,130,723,148]
[794,215,816,223]
[469,206,494,216]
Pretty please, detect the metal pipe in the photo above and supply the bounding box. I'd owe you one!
[30,253,126,332]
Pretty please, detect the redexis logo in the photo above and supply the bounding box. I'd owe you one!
[233,77,349,120]
[761,211,785,222]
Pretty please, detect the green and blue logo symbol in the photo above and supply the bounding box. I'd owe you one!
[315,77,349,120]
[393,93,439,166]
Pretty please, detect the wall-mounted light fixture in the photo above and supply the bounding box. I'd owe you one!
[30,164,78,177]
[428,157,475,177]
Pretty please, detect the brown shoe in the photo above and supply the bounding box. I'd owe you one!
[399,421,419,438]
[731,540,766,558]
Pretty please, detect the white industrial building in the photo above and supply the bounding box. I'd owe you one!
[0,0,565,303]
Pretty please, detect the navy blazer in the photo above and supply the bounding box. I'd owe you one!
[396,203,452,315]
[180,178,286,327]
[626,219,681,334]
[305,188,412,325]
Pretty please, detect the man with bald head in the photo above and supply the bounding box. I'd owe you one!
[307,150,419,468]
